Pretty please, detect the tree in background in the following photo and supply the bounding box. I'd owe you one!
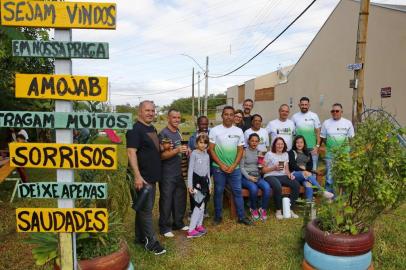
[0,27,54,145]
[161,93,226,116]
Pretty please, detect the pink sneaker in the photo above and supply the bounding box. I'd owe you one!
[259,208,267,221]
[187,229,203,239]
[250,209,260,220]
[196,225,207,234]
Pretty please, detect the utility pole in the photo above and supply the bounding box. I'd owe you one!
[192,68,195,126]
[204,56,209,116]
[197,71,201,117]
[352,0,370,125]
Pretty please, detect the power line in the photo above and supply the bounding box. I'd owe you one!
[112,78,205,97]
[209,0,317,78]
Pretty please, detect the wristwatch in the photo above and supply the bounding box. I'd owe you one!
[315,144,320,148]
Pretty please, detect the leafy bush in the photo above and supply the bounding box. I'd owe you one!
[317,114,406,234]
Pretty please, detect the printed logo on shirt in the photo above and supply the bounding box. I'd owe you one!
[337,127,349,131]
[276,128,292,135]
[228,135,240,139]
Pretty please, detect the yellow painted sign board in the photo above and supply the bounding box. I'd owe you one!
[15,74,108,102]
[16,208,108,232]
[9,142,117,170]
[1,0,116,29]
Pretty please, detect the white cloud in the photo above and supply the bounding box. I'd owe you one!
[58,0,404,106]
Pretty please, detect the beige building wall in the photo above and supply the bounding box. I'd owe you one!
[275,1,406,125]
[226,66,293,124]
[226,1,406,126]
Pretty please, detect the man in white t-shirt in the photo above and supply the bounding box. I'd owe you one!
[320,103,355,192]
[266,104,295,150]
[209,106,252,226]
[291,97,321,171]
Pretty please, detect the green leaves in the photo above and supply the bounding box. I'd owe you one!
[25,233,58,266]
[317,113,406,234]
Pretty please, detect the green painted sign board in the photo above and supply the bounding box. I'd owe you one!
[12,40,109,59]
[18,182,107,199]
[0,111,132,129]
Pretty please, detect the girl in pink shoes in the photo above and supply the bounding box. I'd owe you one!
[186,133,212,238]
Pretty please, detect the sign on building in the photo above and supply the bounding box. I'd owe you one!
[380,87,391,98]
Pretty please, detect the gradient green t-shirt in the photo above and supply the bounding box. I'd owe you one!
[320,118,355,157]
[209,125,244,167]
[292,111,321,149]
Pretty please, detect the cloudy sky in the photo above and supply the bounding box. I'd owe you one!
[67,0,404,106]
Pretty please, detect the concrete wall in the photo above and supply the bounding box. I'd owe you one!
[275,1,406,125]
[226,1,406,126]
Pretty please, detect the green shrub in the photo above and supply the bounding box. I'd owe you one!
[317,113,406,234]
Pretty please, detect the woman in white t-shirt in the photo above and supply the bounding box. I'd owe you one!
[262,137,300,219]
[244,114,269,153]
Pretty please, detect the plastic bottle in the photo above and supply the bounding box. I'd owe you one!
[282,197,291,218]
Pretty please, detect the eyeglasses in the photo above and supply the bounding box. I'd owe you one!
[330,110,340,113]
[234,115,242,119]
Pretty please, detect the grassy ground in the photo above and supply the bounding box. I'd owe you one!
[0,132,405,270]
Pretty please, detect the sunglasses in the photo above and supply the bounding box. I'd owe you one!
[330,110,341,113]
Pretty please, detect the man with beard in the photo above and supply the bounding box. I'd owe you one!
[291,97,321,171]
[242,98,254,132]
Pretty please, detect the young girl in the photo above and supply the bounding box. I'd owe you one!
[186,133,211,238]
[288,135,334,201]
[262,137,300,219]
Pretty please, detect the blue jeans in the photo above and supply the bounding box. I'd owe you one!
[293,171,321,201]
[325,157,333,193]
[212,167,245,219]
[241,176,271,210]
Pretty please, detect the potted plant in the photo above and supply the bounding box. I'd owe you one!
[26,164,134,270]
[303,113,406,270]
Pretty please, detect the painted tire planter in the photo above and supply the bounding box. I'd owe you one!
[55,241,130,270]
[302,259,374,270]
[304,243,372,270]
[305,220,374,256]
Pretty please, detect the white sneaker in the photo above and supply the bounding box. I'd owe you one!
[275,210,283,220]
[180,226,189,231]
[290,210,299,219]
[323,191,334,199]
[163,231,174,238]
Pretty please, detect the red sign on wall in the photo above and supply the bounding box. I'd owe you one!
[381,87,391,98]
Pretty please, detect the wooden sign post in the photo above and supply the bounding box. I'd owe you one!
[2,1,119,269]
[55,28,76,270]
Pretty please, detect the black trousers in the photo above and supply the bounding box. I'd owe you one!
[264,175,300,210]
[134,183,157,244]
[159,175,187,234]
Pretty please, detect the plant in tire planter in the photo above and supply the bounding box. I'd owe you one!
[303,114,406,270]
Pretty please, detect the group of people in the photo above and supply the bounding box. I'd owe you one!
[126,97,355,255]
